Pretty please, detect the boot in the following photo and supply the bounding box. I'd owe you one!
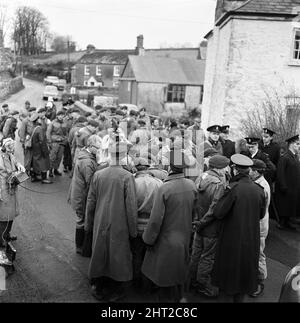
[49,169,54,178]
[41,172,53,184]
[54,169,62,176]
[75,228,85,254]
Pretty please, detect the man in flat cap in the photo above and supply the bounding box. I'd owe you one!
[0,103,9,117]
[219,125,235,159]
[211,154,266,302]
[249,159,270,297]
[243,137,276,186]
[46,110,68,177]
[204,125,223,155]
[275,135,300,230]
[85,141,138,302]
[141,147,198,302]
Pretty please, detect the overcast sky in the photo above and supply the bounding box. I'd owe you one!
[2,0,217,50]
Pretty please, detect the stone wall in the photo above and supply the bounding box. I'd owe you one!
[0,76,24,100]
[202,17,300,138]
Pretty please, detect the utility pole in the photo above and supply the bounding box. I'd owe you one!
[67,37,71,83]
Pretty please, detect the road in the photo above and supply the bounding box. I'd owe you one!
[0,78,299,302]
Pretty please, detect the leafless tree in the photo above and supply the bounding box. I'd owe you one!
[12,6,49,55]
[240,86,300,145]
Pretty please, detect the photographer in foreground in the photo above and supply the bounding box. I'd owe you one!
[0,138,25,247]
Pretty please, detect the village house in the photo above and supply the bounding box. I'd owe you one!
[202,0,300,137]
[71,45,136,88]
[118,55,205,116]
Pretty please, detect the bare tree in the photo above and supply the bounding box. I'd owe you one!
[240,86,300,145]
[12,6,49,55]
[0,4,9,46]
[50,34,76,53]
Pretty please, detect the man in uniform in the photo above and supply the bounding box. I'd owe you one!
[19,100,31,121]
[219,125,235,158]
[19,106,37,151]
[46,110,67,177]
[275,135,300,230]
[211,154,266,302]
[259,128,281,167]
[243,137,276,186]
[204,125,223,155]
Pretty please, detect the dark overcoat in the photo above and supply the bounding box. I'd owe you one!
[212,174,265,295]
[259,140,281,166]
[141,173,197,287]
[85,166,138,281]
[24,125,50,173]
[275,150,300,219]
[221,139,236,158]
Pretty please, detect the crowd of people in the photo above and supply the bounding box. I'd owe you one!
[0,97,299,303]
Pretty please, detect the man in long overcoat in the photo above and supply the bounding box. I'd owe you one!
[275,135,300,230]
[141,147,198,302]
[69,135,101,254]
[211,154,266,302]
[29,113,52,184]
[85,141,138,302]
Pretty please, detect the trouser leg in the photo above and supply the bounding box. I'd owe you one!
[188,233,203,289]
[131,236,147,288]
[63,143,72,170]
[75,211,85,252]
[196,236,219,296]
[0,221,13,246]
[50,143,65,170]
[258,236,267,281]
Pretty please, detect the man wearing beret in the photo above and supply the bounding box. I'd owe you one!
[190,155,230,297]
[275,135,300,230]
[249,159,270,297]
[46,110,68,177]
[2,110,19,140]
[219,125,236,159]
[211,154,266,302]
[204,125,223,155]
[141,147,198,302]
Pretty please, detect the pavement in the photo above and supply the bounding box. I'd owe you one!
[0,78,299,303]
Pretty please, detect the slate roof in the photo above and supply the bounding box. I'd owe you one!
[235,0,300,15]
[79,50,135,65]
[124,55,205,85]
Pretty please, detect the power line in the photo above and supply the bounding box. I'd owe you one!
[31,3,213,25]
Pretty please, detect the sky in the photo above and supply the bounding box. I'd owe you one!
[1,0,217,50]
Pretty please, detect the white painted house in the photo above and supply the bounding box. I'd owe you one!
[202,0,300,137]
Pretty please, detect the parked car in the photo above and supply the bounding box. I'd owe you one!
[57,79,67,91]
[43,85,59,101]
[44,76,59,86]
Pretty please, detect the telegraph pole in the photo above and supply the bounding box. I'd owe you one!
[67,37,71,83]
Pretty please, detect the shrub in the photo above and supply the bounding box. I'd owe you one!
[240,87,300,147]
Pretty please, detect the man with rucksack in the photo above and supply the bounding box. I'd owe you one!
[2,110,19,140]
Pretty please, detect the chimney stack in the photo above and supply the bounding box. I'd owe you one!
[135,35,144,56]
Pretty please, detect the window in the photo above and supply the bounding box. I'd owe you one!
[167,84,185,103]
[113,65,121,77]
[199,85,204,104]
[90,82,95,86]
[128,81,132,92]
[113,80,119,87]
[293,29,300,60]
[84,65,90,75]
[84,81,88,86]
[96,65,102,76]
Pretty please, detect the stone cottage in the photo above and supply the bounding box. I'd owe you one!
[202,0,300,137]
[118,55,205,116]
